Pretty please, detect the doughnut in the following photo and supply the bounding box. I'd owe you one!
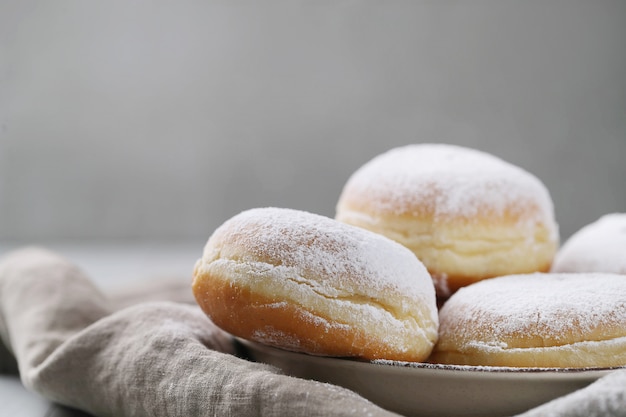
[192,207,439,362]
[552,213,626,274]
[430,273,626,368]
[335,143,559,298]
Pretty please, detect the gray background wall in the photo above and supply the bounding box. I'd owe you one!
[1,0,625,244]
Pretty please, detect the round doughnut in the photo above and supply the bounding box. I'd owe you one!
[192,207,439,362]
[430,273,626,368]
[335,143,559,298]
[552,213,626,274]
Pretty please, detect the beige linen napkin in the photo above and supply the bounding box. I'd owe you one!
[516,369,626,417]
[1,247,625,417]
[0,247,401,417]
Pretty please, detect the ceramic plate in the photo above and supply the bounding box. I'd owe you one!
[237,339,621,417]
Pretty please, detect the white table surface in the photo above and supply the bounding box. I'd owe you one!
[0,241,205,417]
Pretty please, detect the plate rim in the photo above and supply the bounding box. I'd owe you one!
[237,338,624,378]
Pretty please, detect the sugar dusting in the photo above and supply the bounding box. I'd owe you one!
[252,327,305,351]
[552,213,626,274]
[338,144,556,226]
[439,273,626,347]
[371,358,624,373]
[207,207,436,305]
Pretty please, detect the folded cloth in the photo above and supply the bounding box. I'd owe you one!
[0,247,401,417]
[1,247,625,417]
[516,369,626,417]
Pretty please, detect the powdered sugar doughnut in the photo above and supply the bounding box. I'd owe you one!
[192,207,438,362]
[335,144,559,298]
[552,213,626,274]
[430,273,626,368]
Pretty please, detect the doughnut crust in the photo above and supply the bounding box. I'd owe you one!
[335,144,559,297]
[192,207,438,362]
[430,273,626,368]
[552,213,626,274]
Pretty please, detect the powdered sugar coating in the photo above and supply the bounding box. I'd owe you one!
[552,213,626,274]
[438,273,626,348]
[203,207,436,306]
[338,144,556,225]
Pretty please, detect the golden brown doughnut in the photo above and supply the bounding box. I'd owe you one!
[335,143,559,298]
[192,207,439,362]
[430,273,626,368]
[552,213,626,274]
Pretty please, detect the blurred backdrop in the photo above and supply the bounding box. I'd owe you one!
[1,0,625,245]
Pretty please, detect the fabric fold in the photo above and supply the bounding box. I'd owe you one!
[0,248,111,380]
[0,248,401,417]
[516,369,626,417]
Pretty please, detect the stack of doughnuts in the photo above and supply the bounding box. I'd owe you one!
[335,143,559,298]
[192,142,626,369]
